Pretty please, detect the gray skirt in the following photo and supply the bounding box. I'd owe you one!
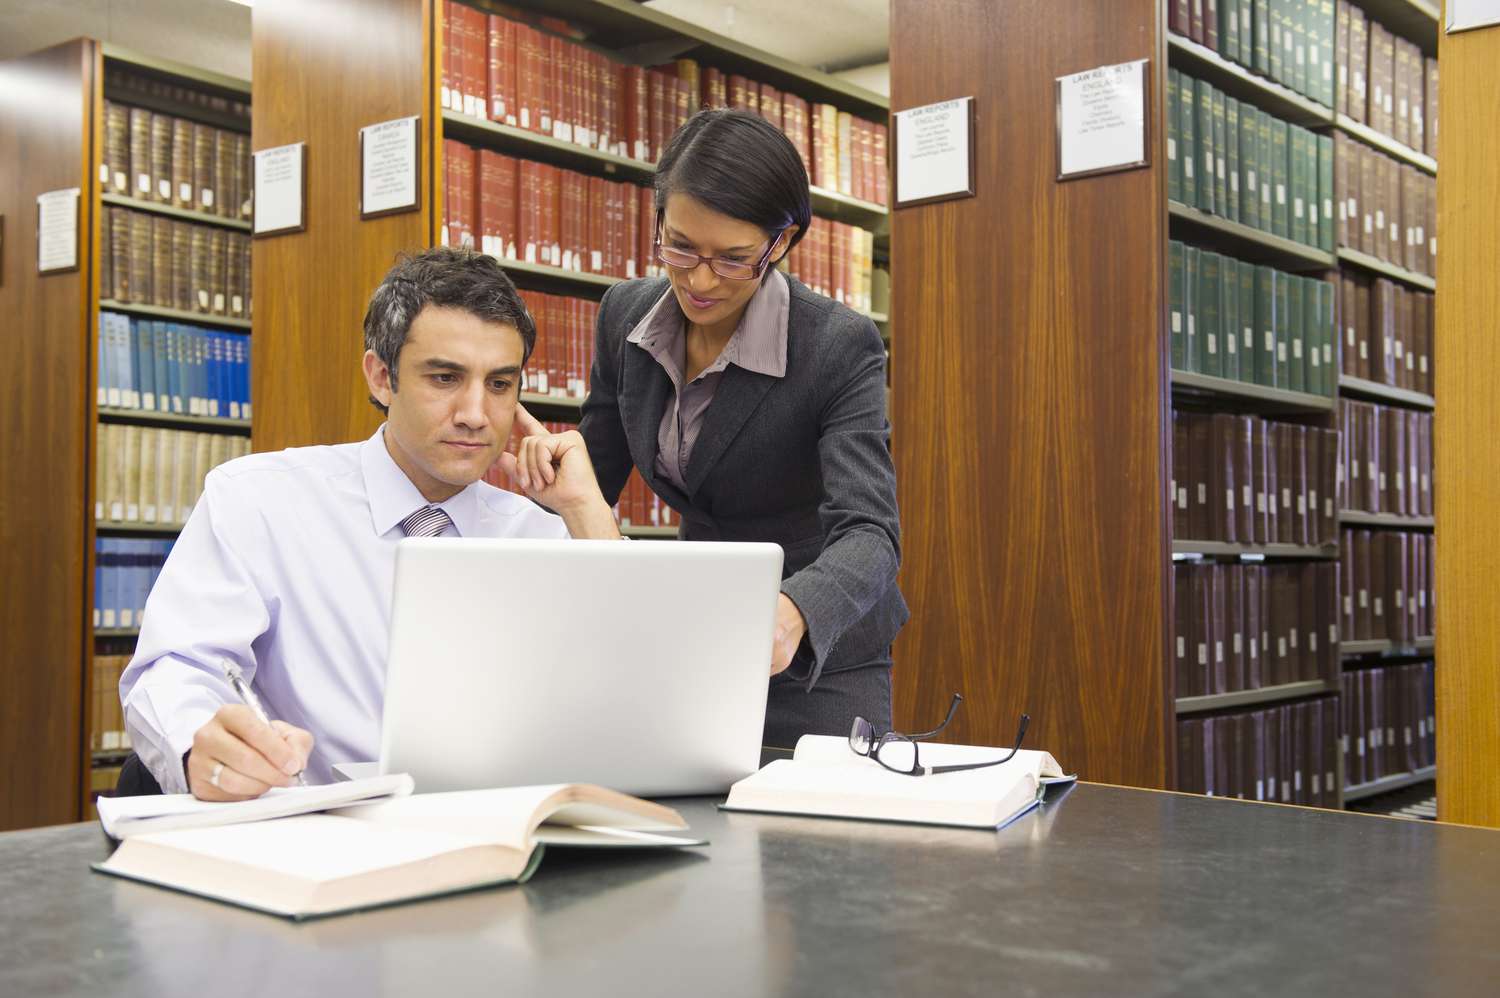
[762,664,893,751]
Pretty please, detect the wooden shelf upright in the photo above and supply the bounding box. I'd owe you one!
[0,41,253,829]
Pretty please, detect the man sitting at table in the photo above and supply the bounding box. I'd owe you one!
[121,248,621,800]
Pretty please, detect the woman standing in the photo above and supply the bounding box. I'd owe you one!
[555,107,906,748]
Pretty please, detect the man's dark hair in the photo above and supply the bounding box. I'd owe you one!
[654,108,812,255]
[362,247,536,414]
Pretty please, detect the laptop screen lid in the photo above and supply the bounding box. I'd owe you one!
[380,537,782,796]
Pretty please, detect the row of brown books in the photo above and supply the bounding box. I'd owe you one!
[444,140,882,313]
[1338,400,1432,518]
[483,422,678,530]
[1336,0,1437,156]
[1174,561,1337,699]
[104,65,250,125]
[91,656,133,754]
[440,2,888,205]
[517,290,597,401]
[1171,411,1338,547]
[102,100,252,220]
[1341,661,1434,790]
[1334,133,1435,276]
[1337,273,1433,393]
[1178,698,1341,808]
[101,207,252,319]
[445,142,649,281]
[1340,529,1433,644]
[95,424,249,527]
[782,217,879,315]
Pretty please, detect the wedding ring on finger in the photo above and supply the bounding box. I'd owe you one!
[209,761,225,789]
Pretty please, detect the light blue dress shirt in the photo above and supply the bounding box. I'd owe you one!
[121,425,567,793]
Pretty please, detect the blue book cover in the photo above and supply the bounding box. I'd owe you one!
[193,329,208,417]
[201,330,214,417]
[137,321,157,412]
[113,315,133,409]
[165,324,183,414]
[99,539,118,629]
[123,315,140,409]
[93,545,103,628]
[97,313,112,409]
[184,328,200,416]
[210,331,225,417]
[126,540,145,629]
[153,320,170,412]
[235,333,251,421]
[243,333,252,420]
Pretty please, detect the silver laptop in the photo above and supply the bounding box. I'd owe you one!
[367,537,782,796]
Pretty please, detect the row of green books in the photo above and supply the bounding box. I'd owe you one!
[1168,68,1334,253]
[1169,239,1335,399]
[1171,0,1338,111]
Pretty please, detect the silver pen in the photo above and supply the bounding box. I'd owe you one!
[222,659,307,787]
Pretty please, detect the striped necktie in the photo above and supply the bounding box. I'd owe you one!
[399,505,453,538]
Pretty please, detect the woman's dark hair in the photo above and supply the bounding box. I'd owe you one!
[363,247,536,414]
[654,108,812,254]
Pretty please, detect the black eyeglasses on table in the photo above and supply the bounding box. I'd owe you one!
[849,694,1029,776]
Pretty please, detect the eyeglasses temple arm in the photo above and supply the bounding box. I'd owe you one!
[906,694,964,741]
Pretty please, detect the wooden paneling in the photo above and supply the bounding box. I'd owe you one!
[251,0,435,452]
[0,39,97,829]
[890,0,1171,787]
[1434,15,1500,829]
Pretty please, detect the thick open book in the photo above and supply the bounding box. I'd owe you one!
[722,736,1075,829]
[94,784,703,919]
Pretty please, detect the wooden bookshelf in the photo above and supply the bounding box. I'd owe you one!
[520,392,585,414]
[1333,0,1440,818]
[1341,637,1436,658]
[497,258,623,293]
[1170,370,1335,414]
[1165,33,1334,126]
[96,522,187,537]
[100,192,253,232]
[100,299,253,330]
[1167,201,1336,271]
[441,107,890,236]
[1335,247,1437,291]
[1344,765,1437,803]
[94,628,141,640]
[1338,510,1435,530]
[1435,0,1500,827]
[0,40,252,830]
[98,407,252,434]
[524,0,888,119]
[1356,0,1441,53]
[1334,113,1438,175]
[1176,679,1338,716]
[621,525,680,540]
[1171,541,1339,561]
[1337,374,1436,410]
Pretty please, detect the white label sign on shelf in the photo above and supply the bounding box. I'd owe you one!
[1447,0,1500,33]
[360,116,420,218]
[893,96,974,206]
[1055,59,1150,180]
[37,188,80,273]
[253,142,306,236]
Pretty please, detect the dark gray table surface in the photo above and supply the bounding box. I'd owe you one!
[3,783,1498,998]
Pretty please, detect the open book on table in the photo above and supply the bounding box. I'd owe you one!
[722,735,1076,829]
[94,783,703,919]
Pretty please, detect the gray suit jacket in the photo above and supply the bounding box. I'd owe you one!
[579,275,908,689]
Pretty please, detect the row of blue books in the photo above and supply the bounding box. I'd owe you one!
[98,311,252,421]
[95,538,174,630]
